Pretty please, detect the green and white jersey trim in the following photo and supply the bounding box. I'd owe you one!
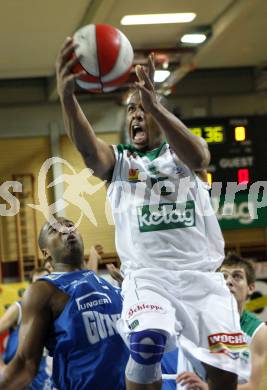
[116,142,167,161]
[240,310,265,342]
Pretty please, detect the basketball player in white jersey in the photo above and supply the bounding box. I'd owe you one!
[56,38,249,390]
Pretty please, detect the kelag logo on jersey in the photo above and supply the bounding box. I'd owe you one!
[137,201,195,232]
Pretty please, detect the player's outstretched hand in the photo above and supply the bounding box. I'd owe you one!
[56,37,85,99]
[176,371,208,390]
[135,53,157,113]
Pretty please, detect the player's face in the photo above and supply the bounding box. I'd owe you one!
[45,219,84,264]
[221,266,254,304]
[127,92,163,151]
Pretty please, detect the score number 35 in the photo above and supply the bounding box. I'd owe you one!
[190,126,224,143]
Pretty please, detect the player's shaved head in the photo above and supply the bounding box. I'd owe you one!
[38,217,84,267]
[38,222,49,251]
[38,217,75,250]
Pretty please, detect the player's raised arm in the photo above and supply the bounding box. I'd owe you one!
[56,37,115,181]
[135,55,210,171]
[0,282,53,390]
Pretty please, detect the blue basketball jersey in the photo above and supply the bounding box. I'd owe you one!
[41,270,129,390]
[2,327,19,364]
[28,356,52,390]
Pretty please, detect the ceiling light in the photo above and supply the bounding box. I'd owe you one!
[121,13,196,25]
[180,33,207,44]
[154,70,170,83]
[162,61,169,70]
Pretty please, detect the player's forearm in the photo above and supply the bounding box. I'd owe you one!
[60,93,99,158]
[0,356,35,389]
[150,102,209,170]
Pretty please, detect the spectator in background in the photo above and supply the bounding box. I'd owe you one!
[177,254,267,390]
[0,267,52,389]
[84,244,104,272]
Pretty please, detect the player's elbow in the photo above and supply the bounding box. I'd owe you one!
[190,152,210,170]
[16,354,39,383]
[25,358,39,379]
[0,355,38,389]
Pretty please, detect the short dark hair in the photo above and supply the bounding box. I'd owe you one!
[221,253,256,285]
[29,266,50,283]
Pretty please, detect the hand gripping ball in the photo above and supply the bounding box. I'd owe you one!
[72,24,134,93]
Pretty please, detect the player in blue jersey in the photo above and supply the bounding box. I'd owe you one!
[0,217,129,390]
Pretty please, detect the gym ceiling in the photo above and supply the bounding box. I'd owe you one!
[0,0,266,103]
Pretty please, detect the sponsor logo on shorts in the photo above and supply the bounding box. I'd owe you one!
[240,350,250,364]
[208,332,248,360]
[137,201,195,232]
[129,319,139,330]
[126,303,165,320]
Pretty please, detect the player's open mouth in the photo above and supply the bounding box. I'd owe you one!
[132,124,146,144]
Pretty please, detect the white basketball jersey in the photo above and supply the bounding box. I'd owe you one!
[107,142,224,276]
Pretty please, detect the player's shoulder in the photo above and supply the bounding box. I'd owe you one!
[23,280,56,311]
[250,322,267,357]
[254,322,267,342]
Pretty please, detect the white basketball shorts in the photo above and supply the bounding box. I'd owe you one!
[117,268,250,380]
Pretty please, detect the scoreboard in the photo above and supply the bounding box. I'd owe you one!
[183,116,267,230]
[184,115,267,186]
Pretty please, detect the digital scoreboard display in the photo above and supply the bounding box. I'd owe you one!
[189,125,225,144]
[184,116,267,186]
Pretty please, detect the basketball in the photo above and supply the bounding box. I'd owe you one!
[72,24,134,93]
